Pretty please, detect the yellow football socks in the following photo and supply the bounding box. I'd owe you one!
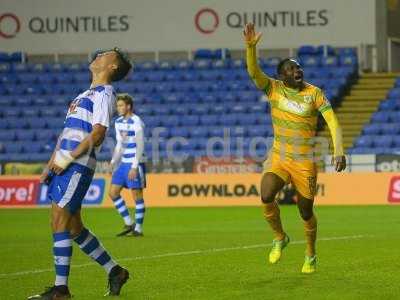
[263,202,285,241]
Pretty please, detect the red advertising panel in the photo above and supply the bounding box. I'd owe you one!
[0,179,39,206]
[388,176,400,203]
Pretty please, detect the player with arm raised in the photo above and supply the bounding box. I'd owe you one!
[244,23,346,274]
[108,93,147,237]
[29,48,132,299]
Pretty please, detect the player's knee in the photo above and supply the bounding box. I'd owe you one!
[69,223,84,238]
[299,208,313,221]
[50,213,68,232]
[109,190,119,201]
[135,189,143,199]
[261,191,276,204]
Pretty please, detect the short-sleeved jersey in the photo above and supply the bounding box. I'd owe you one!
[265,79,332,160]
[115,114,146,166]
[58,85,116,170]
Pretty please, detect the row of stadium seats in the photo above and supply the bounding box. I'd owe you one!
[0,55,357,74]
[0,125,274,143]
[0,80,347,97]
[0,101,269,118]
[1,67,355,85]
[0,113,273,130]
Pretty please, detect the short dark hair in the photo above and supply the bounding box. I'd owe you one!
[276,58,293,76]
[117,93,134,111]
[110,49,132,82]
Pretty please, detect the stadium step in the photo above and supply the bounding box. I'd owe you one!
[318,72,397,153]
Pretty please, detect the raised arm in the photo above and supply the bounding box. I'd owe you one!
[244,23,271,91]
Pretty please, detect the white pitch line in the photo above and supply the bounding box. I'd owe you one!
[0,234,369,278]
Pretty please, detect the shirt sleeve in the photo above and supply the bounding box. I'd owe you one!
[131,121,145,169]
[314,88,332,113]
[92,90,114,128]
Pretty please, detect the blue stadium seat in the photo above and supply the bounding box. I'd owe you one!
[379,99,396,111]
[263,57,281,68]
[193,59,211,70]
[339,55,357,67]
[0,73,18,84]
[371,111,390,123]
[337,48,357,57]
[27,118,47,129]
[159,61,174,70]
[194,49,214,60]
[248,126,271,137]
[388,88,400,99]
[5,142,25,153]
[190,127,208,138]
[173,105,190,115]
[230,104,247,114]
[0,130,15,141]
[363,123,381,135]
[36,129,58,141]
[170,127,190,138]
[220,115,237,126]
[143,116,162,127]
[230,59,245,69]
[160,116,180,127]
[4,107,21,118]
[32,96,51,106]
[191,104,210,115]
[354,135,374,148]
[374,135,393,147]
[237,113,258,126]
[395,77,400,87]
[18,73,38,84]
[181,115,200,126]
[15,129,36,141]
[0,65,12,75]
[210,104,228,114]
[46,63,67,73]
[301,56,321,67]
[0,52,10,63]
[250,102,268,114]
[200,115,218,126]
[298,45,318,57]
[380,123,399,135]
[41,106,60,117]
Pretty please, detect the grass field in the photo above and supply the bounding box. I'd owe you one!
[1,205,399,300]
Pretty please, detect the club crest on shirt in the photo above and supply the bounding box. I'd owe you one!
[304,95,313,104]
[68,99,80,115]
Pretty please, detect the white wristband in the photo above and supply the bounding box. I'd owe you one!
[54,151,74,169]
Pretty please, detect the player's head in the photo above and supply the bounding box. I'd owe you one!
[89,47,132,82]
[277,58,304,89]
[116,93,134,116]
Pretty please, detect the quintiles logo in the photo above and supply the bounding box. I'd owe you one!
[0,13,20,38]
[194,8,219,34]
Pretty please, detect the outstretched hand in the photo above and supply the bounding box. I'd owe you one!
[243,23,262,46]
[331,155,346,172]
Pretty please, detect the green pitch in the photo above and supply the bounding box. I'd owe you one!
[1,205,399,300]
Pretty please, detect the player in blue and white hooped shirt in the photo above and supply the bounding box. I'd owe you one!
[29,48,132,300]
[109,94,147,237]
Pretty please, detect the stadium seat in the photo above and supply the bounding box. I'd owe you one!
[15,129,36,141]
[388,88,400,99]
[190,127,208,138]
[298,45,318,57]
[354,135,374,148]
[363,123,381,135]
